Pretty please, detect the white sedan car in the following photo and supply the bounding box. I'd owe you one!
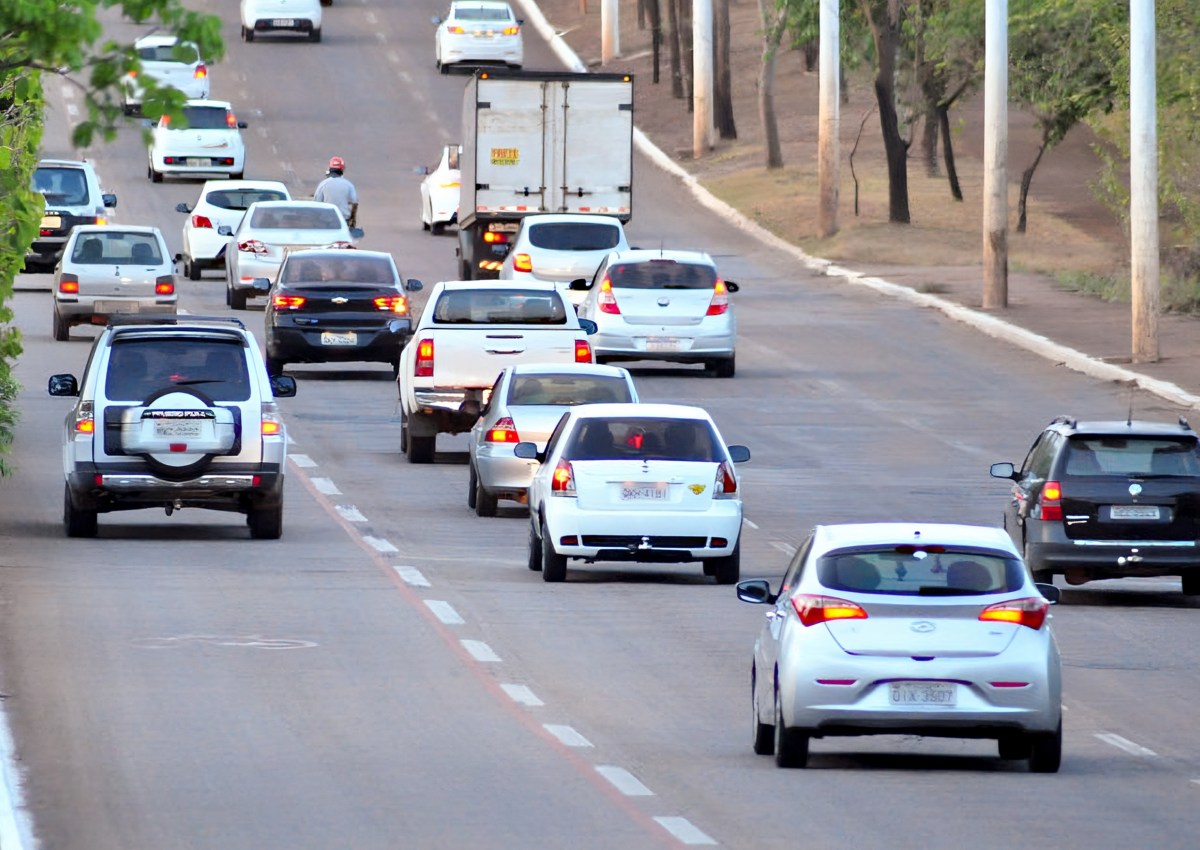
[147,100,247,183]
[420,143,461,235]
[519,403,751,583]
[175,180,291,280]
[468,363,639,516]
[121,35,209,116]
[240,0,323,42]
[433,1,523,72]
[52,225,178,341]
[737,523,1063,772]
[499,213,630,307]
[222,200,354,309]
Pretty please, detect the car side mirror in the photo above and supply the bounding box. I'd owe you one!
[432,15,442,25]
[736,579,776,605]
[387,319,412,335]
[174,253,183,264]
[237,121,248,129]
[175,202,192,213]
[568,278,590,291]
[217,225,233,236]
[725,280,740,293]
[103,193,118,209]
[48,374,79,397]
[1035,583,1061,604]
[513,442,539,461]
[990,462,1017,480]
[270,375,297,398]
[728,445,751,463]
[405,279,424,292]
[251,277,271,292]
[578,318,598,335]
[349,227,365,240]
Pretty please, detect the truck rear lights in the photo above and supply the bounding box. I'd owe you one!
[155,278,175,295]
[273,295,306,309]
[513,252,532,273]
[486,417,520,443]
[979,597,1049,630]
[598,278,620,314]
[414,338,435,377]
[374,295,408,313]
[790,594,868,627]
[58,274,79,294]
[1039,480,1063,521]
[550,460,576,496]
[574,339,593,363]
[192,214,213,229]
[706,279,730,316]
[714,460,738,498]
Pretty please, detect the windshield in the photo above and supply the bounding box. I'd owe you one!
[433,289,567,325]
[528,222,622,252]
[72,232,163,265]
[817,546,1026,595]
[608,260,717,290]
[507,374,633,405]
[564,417,720,462]
[206,189,287,211]
[250,207,344,230]
[106,338,250,402]
[1064,436,1200,477]
[33,167,90,206]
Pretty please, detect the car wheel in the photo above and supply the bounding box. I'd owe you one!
[407,434,435,464]
[475,472,498,517]
[527,522,543,571]
[998,734,1032,760]
[229,286,248,310]
[309,28,321,42]
[399,410,409,453]
[1027,721,1062,773]
[63,484,98,538]
[186,257,202,281]
[1181,571,1200,595]
[52,309,70,342]
[150,165,163,183]
[431,221,445,236]
[751,667,774,756]
[467,463,478,509]
[439,62,449,75]
[232,171,244,180]
[541,520,567,582]
[248,499,284,540]
[706,356,736,378]
[708,541,741,585]
[391,358,400,380]
[773,689,809,768]
[265,356,285,377]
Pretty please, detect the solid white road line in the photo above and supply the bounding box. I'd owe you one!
[290,453,316,468]
[363,536,398,554]
[595,766,654,797]
[0,698,34,850]
[394,566,430,587]
[1095,732,1158,757]
[335,505,368,522]
[653,816,718,846]
[310,477,341,495]
[543,725,593,748]
[460,640,501,663]
[424,600,464,625]
[500,684,544,707]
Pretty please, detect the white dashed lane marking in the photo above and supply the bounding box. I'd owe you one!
[500,684,543,706]
[335,505,368,522]
[394,566,430,587]
[544,725,592,747]
[1095,732,1157,757]
[290,454,317,468]
[595,766,653,797]
[461,640,501,663]
[310,477,341,495]
[425,600,464,625]
[363,537,398,554]
[653,817,718,846]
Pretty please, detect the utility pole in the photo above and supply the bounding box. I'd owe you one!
[817,0,839,238]
[1130,0,1159,363]
[601,0,619,64]
[693,0,714,158]
[981,0,1008,309]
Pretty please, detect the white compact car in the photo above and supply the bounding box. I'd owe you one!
[121,35,209,116]
[52,225,178,341]
[576,249,740,377]
[222,200,354,309]
[420,143,461,235]
[433,0,523,72]
[241,0,323,42]
[519,402,751,583]
[468,363,639,516]
[737,523,1063,772]
[175,180,291,280]
[499,213,630,307]
[147,100,247,182]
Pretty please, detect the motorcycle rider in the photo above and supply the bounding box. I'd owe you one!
[314,155,359,228]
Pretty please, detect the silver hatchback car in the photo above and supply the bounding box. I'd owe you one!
[737,523,1063,771]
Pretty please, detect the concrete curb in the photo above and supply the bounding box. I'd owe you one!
[515,0,1200,412]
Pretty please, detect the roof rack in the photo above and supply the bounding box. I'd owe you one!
[1049,414,1077,428]
[1180,416,1191,431]
[106,315,246,329]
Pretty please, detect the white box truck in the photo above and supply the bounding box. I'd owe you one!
[456,69,634,279]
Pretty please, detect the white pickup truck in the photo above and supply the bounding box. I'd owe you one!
[397,281,598,463]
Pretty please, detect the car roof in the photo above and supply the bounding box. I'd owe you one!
[604,248,715,265]
[435,280,559,293]
[811,523,1019,556]
[507,363,631,378]
[521,213,625,227]
[566,402,715,421]
[452,0,514,10]
[70,224,163,237]
[134,34,188,48]
[246,200,341,211]
[200,179,288,194]
[1052,418,1196,437]
[36,159,90,169]
[182,99,233,109]
[284,248,393,262]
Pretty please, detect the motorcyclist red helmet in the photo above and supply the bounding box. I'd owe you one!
[328,156,346,172]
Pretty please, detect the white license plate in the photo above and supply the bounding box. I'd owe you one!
[321,331,357,346]
[97,301,138,313]
[186,158,209,168]
[889,682,956,706]
[41,215,62,229]
[1111,505,1161,520]
[644,337,681,352]
[620,484,668,501]
[153,420,204,439]
[272,18,296,26]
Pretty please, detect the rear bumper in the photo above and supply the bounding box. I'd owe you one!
[67,463,284,513]
[251,18,319,33]
[268,323,410,365]
[1026,535,1200,578]
[54,298,177,321]
[591,324,736,362]
[544,500,742,562]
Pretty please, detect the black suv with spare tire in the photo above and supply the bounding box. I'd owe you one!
[48,316,297,538]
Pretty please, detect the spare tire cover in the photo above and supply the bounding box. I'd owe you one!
[120,387,237,476]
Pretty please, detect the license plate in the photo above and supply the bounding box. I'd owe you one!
[153,420,204,439]
[1111,505,1161,520]
[889,682,956,706]
[644,337,681,352]
[97,301,138,313]
[321,331,357,346]
[186,158,209,168]
[272,18,296,26]
[41,215,62,229]
[620,484,668,501]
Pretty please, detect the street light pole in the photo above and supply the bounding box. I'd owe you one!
[601,0,619,64]
[693,0,714,159]
[817,0,839,238]
[1130,0,1159,363]
[982,0,1008,309]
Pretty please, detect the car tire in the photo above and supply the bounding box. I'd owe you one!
[999,734,1033,760]
[310,28,321,43]
[232,171,244,180]
[467,463,478,509]
[708,541,741,585]
[773,691,809,768]
[390,358,400,380]
[186,257,202,281]
[431,221,445,236]
[63,484,98,538]
[1027,721,1062,773]
[407,434,435,464]
[751,668,775,756]
[474,473,498,517]
[52,310,70,342]
[399,410,409,453]
[541,520,567,582]
[527,522,543,572]
[1181,571,1200,595]
[149,165,163,183]
[707,356,736,378]
[248,500,283,540]
[265,356,285,377]
[229,286,248,310]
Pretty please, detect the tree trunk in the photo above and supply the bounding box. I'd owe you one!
[862,0,911,224]
[921,107,939,176]
[714,0,737,139]
[666,0,683,98]
[647,0,662,85]
[757,0,785,168]
[1017,135,1049,234]
[677,0,694,110]
[938,104,963,201]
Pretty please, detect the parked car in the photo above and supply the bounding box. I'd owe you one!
[121,34,209,116]
[147,99,247,183]
[47,315,297,538]
[433,0,523,72]
[26,159,117,272]
[175,179,291,280]
[499,213,630,307]
[520,402,750,583]
[737,522,1062,771]
[52,225,178,341]
[575,249,740,377]
[263,248,423,377]
[240,0,323,42]
[420,143,461,235]
[468,363,639,516]
[991,414,1200,594]
[222,200,354,309]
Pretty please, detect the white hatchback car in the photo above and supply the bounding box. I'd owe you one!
[222,200,354,309]
[121,35,209,116]
[147,100,247,182]
[576,249,740,377]
[499,214,630,307]
[175,180,291,280]
[737,523,1063,772]
[519,403,751,583]
[420,143,461,235]
[52,225,178,341]
[241,0,323,42]
[433,1,523,72]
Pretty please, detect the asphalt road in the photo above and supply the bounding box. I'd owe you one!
[1,2,1199,848]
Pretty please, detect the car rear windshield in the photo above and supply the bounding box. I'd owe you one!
[608,260,717,290]
[206,189,287,211]
[528,222,622,252]
[433,290,567,324]
[281,256,395,285]
[250,207,344,230]
[454,6,512,21]
[817,546,1026,596]
[105,338,250,402]
[179,106,232,130]
[507,374,633,405]
[138,43,200,63]
[1063,436,1200,477]
[565,417,720,462]
[32,167,90,206]
[72,232,163,265]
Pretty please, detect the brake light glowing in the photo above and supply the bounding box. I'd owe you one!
[513,253,532,273]
[789,594,868,627]
[483,231,509,244]
[155,277,175,295]
[58,274,79,294]
[261,418,282,436]
[448,25,465,33]
[979,596,1049,630]
[192,214,213,229]
[374,295,408,313]
[75,417,94,434]
[486,417,520,443]
[706,278,730,316]
[194,63,208,80]
[273,294,306,309]
[414,338,434,377]
[502,25,520,35]
[94,215,108,226]
[574,339,593,363]
[1040,480,1063,521]
[598,277,620,314]
[440,180,461,189]
[225,111,238,127]
[714,460,737,498]
[239,239,267,255]
[550,460,576,496]
[160,115,170,126]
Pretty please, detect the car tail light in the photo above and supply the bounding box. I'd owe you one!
[414,338,434,377]
[502,25,520,35]
[58,274,79,294]
[273,294,306,309]
[261,409,283,436]
[574,339,593,363]
[194,63,208,80]
[328,241,355,249]
[94,214,108,226]
[160,115,171,126]
[374,295,408,313]
[486,416,521,443]
[225,111,238,127]
[74,400,95,435]
[790,594,868,627]
[239,239,267,255]
[155,277,175,295]
[714,460,738,498]
[513,253,532,273]
[1039,480,1063,521]
[597,277,620,314]
[550,460,576,496]
[979,596,1049,631]
[128,70,139,78]
[706,279,731,316]
[448,24,465,33]
[440,180,461,189]
[191,214,213,229]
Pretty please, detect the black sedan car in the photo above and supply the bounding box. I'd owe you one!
[262,248,422,376]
